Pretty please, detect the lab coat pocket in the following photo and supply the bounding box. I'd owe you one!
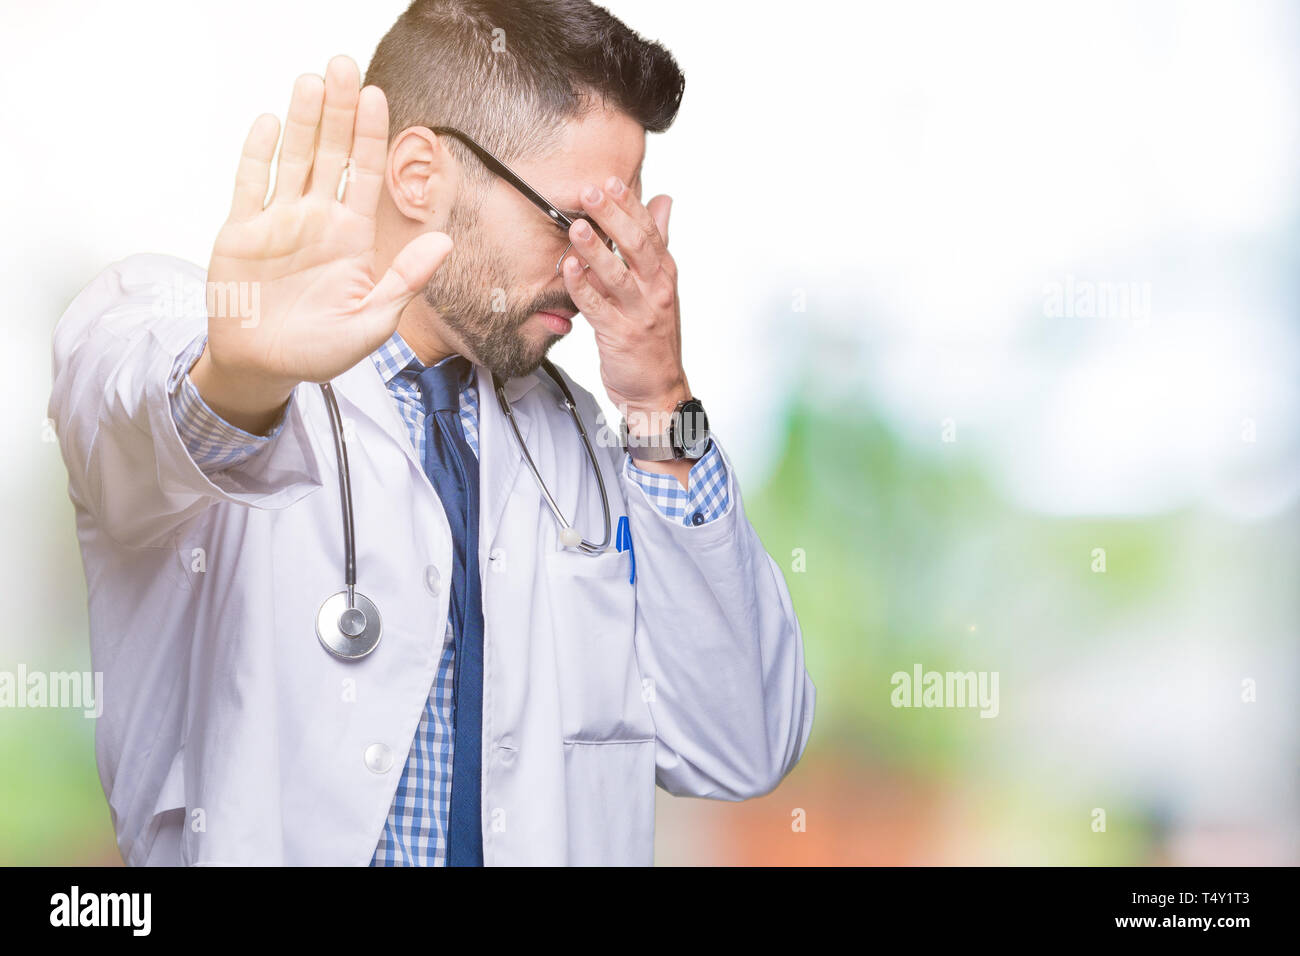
[562,738,656,864]
[546,549,655,744]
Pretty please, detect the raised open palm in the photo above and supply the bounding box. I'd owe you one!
[204,56,451,393]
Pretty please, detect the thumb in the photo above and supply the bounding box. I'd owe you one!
[647,194,672,246]
[363,231,453,318]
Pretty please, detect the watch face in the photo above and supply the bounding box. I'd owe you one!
[676,399,709,456]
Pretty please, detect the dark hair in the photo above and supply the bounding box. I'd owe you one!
[363,0,685,175]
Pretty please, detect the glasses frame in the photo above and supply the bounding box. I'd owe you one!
[422,125,617,274]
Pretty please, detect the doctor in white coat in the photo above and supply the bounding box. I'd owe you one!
[47,10,814,867]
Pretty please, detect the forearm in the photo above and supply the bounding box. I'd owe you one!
[188,344,298,436]
[50,256,324,548]
[624,441,815,799]
[622,380,693,490]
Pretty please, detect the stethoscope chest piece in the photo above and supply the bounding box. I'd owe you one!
[316,589,383,660]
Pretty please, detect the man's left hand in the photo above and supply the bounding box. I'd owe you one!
[559,176,692,443]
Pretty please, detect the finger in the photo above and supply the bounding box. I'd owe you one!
[229,113,280,221]
[646,194,672,246]
[562,254,615,324]
[270,73,325,203]
[343,85,390,217]
[582,178,667,278]
[309,56,361,199]
[568,213,638,306]
[359,231,453,324]
[560,251,614,299]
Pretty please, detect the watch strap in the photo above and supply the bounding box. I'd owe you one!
[620,397,709,461]
[619,417,680,461]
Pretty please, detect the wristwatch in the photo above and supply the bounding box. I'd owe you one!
[620,397,710,461]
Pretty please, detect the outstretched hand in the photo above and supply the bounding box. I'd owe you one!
[192,55,453,433]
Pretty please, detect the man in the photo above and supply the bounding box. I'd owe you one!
[48,0,814,866]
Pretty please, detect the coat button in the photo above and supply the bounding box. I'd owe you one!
[691,510,705,526]
[364,743,393,773]
[424,565,441,596]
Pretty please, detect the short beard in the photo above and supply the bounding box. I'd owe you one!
[422,188,576,381]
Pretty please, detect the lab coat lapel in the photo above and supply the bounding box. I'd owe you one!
[323,355,542,558]
[329,355,425,475]
[475,363,541,558]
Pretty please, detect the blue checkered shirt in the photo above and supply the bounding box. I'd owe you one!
[166,330,729,865]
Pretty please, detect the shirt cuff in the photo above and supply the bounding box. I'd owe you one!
[167,333,291,473]
[623,439,730,527]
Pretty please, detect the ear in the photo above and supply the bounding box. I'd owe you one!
[647,194,672,245]
[387,127,459,225]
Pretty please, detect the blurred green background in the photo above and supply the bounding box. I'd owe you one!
[657,386,1297,864]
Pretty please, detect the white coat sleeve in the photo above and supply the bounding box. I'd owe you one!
[585,389,817,801]
[47,254,324,549]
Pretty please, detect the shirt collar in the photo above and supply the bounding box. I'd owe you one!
[371,329,545,405]
[371,330,464,385]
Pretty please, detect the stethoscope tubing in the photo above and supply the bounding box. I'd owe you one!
[319,382,358,605]
[493,359,612,554]
[321,358,613,612]
[316,358,614,661]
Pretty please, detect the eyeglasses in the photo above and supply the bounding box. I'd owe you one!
[422,125,618,275]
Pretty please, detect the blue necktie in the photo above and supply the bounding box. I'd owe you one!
[416,355,484,867]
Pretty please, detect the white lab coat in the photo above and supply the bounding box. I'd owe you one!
[47,253,816,866]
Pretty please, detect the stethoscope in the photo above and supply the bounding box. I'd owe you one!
[315,358,612,661]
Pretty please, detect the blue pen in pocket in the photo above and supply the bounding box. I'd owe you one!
[615,515,635,585]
